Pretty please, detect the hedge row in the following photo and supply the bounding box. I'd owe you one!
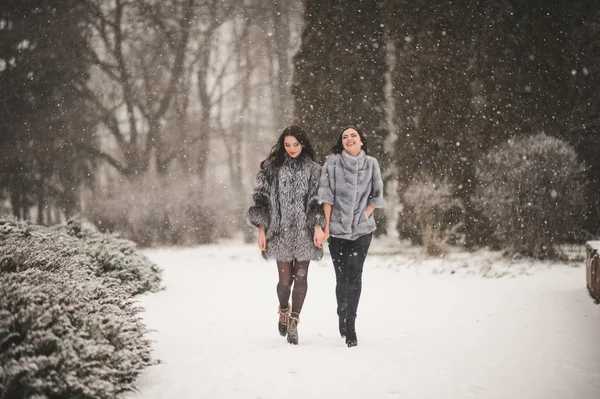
[0,217,162,399]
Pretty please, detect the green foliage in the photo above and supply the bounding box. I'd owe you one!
[475,134,586,259]
[0,216,162,398]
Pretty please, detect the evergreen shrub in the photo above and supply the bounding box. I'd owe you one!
[475,133,586,259]
[0,216,161,398]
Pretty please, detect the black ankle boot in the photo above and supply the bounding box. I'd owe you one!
[345,317,357,347]
[287,312,300,345]
[338,315,346,338]
[278,304,291,337]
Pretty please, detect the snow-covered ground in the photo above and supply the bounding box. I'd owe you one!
[124,240,600,399]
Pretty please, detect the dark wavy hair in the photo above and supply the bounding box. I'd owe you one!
[261,125,316,169]
[329,126,369,155]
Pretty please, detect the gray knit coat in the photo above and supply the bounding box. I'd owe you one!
[246,155,325,261]
[317,150,384,240]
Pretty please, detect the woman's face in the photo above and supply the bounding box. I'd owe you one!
[341,128,363,156]
[284,135,302,158]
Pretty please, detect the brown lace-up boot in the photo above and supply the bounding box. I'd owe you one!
[278,304,291,337]
[287,312,300,345]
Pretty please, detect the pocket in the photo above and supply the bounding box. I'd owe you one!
[364,211,375,228]
[356,210,368,228]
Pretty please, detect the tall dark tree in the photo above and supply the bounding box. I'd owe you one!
[389,0,600,244]
[0,0,96,221]
[293,0,388,165]
[388,0,484,245]
[555,2,600,236]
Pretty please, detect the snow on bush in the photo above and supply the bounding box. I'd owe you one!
[0,217,162,295]
[402,176,464,256]
[475,133,586,259]
[0,216,161,398]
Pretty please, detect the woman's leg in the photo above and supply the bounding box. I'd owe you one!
[276,261,293,309]
[284,260,310,345]
[346,233,373,319]
[344,233,372,347]
[291,260,310,314]
[328,237,352,318]
[276,261,293,337]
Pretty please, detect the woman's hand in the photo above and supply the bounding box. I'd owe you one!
[257,226,267,251]
[366,205,375,218]
[314,225,326,248]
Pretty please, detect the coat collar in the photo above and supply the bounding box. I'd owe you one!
[282,153,308,169]
[340,149,366,170]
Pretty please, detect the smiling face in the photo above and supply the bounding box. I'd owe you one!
[284,135,302,158]
[341,128,363,156]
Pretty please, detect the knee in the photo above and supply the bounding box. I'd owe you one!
[277,280,292,290]
[294,270,308,286]
[296,268,307,279]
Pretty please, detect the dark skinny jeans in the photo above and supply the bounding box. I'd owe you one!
[328,233,373,319]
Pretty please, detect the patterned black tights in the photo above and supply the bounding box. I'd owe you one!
[276,260,310,314]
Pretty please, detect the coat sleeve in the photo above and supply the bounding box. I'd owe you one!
[246,163,271,229]
[317,156,335,205]
[368,158,384,208]
[306,163,326,229]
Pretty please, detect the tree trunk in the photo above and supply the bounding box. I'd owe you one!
[196,34,214,182]
[270,0,292,122]
[37,185,45,225]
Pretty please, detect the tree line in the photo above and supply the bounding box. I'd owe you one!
[1,0,599,253]
[1,0,300,229]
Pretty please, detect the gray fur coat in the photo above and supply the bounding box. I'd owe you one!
[246,155,325,261]
[317,150,384,240]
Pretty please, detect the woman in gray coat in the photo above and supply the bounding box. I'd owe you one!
[246,125,326,345]
[317,126,384,347]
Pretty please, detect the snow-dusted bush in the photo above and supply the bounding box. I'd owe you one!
[0,217,160,398]
[65,220,163,295]
[87,174,217,247]
[475,133,586,259]
[0,270,151,399]
[401,176,464,256]
[1,217,162,295]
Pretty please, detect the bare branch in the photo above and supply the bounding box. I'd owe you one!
[75,143,128,175]
[153,0,195,120]
[78,86,127,148]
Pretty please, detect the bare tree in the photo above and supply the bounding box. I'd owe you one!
[82,0,194,177]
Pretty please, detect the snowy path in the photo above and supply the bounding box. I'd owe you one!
[124,243,600,399]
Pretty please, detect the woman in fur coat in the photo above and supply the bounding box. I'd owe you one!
[246,125,326,345]
[317,126,384,347]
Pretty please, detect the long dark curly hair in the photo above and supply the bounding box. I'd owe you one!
[328,126,369,155]
[261,125,316,169]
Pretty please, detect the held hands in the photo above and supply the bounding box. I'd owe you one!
[313,225,327,248]
[314,225,330,248]
[257,227,267,251]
